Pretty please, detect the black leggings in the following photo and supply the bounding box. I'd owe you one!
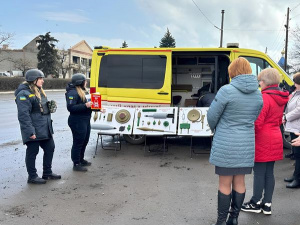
[251,161,275,204]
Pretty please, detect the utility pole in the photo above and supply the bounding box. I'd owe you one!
[220,10,225,48]
[284,7,290,72]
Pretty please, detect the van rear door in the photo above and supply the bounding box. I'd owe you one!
[97,49,172,107]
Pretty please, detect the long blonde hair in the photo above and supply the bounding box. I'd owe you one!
[76,86,86,102]
[23,81,46,99]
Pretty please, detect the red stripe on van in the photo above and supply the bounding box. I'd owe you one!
[97,49,172,53]
[103,100,170,105]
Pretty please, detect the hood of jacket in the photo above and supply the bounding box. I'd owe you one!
[262,85,289,106]
[230,74,259,94]
[14,83,31,96]
[66,82,76,92]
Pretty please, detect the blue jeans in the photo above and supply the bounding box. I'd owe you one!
[251,161,275,204]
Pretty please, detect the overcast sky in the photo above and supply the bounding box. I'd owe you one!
[1,0,300,62]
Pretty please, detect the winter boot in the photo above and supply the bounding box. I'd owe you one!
[42,173,62,180]
[212,191,231,225]
[27,176,46,184]
[284,175,295,182]
[80,159,92,167]
[226,190,245,225]
[73,164,88,172]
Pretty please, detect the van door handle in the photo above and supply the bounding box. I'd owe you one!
[157,91,169,95]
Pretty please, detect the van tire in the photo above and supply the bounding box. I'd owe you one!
[123,134,145,145]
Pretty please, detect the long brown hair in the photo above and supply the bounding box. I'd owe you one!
[76,86,86,102]
[23,81,46,99]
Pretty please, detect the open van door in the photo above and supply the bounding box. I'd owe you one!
[96,49,172,107]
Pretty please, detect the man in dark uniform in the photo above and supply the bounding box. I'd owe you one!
[15,69,61,184]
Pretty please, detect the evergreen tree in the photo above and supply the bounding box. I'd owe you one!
[36,32,59,77]
[159,28,176,48]
[121,41,128,48]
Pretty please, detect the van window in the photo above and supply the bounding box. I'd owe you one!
[241,56,271,76]
[177,57,197,65]
[98,55,166,89]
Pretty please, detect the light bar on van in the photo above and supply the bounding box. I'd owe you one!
[227,43,239,48]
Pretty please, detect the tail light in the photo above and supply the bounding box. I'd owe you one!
[90,87,96,94]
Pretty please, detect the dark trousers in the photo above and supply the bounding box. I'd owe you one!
[68,116,91,165]
[251,161,275,204]
[25,138,55,179]
[290,133,300,180]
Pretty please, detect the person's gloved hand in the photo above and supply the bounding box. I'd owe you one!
[48,100,57,113]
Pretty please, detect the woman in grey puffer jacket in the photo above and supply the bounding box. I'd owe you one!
[207,57,263,225]
[283,72,300,188]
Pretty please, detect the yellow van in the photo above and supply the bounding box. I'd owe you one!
[90,44,293,144]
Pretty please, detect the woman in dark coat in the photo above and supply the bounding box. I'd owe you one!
[65,74,92,172]
[241,68,289,215]
[15,69,61,184]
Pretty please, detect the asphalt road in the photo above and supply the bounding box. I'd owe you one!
[0,91,299,225]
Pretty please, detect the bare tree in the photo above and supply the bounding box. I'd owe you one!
[0,31,14,63]
[290,25,300,73]
[57,49,72,79]
[12,58,34,75]
[0,31,13,46]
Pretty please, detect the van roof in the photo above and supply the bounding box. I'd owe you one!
[93,46,265,55]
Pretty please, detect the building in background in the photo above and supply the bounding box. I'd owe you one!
[0,37,39,76]
[0,38,92,78]
[60,40,92,78]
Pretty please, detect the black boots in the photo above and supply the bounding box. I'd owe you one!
[73,160,91,171]
[80,159,92,167]
[227,190,245,225]
[212,191,231,225]
[286,179,300,188]
[28,173,61,184]
[27,176,46,184]
[73,164,88,172]
[42,173,62,180]
[284,176,294,182]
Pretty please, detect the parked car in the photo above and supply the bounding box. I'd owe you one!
[12,71,23,77]
[0,72,10,77]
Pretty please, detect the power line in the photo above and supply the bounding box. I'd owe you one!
[191,0,220,30]
[271,29,286,60]
[291,12,300,19]
[224,29,284,32]
[291,2,300,11]
[268,15,287,51]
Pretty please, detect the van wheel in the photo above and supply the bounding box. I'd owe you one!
[123,134,145,145]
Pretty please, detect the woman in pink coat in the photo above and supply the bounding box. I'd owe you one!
[241,68,289,215]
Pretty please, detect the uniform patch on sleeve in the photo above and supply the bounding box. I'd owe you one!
[69,96,74,100]
[19,96,27,100]
[29,94,35,98]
